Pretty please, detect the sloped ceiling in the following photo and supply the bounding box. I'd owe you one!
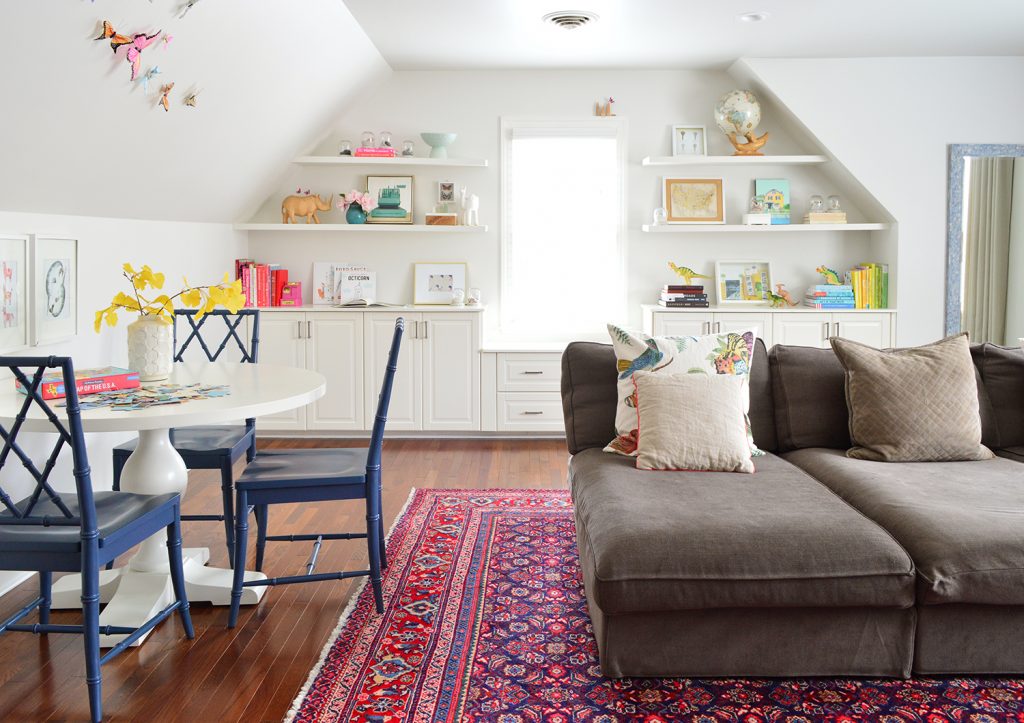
[0,1,390,223]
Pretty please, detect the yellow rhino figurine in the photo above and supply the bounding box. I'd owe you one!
[281,193,333,224]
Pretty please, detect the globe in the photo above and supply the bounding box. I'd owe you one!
[714,89,762,137]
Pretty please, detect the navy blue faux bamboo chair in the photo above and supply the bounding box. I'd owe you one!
[0,357,193,723]
[112,309,260,564]
[227,318,403,628]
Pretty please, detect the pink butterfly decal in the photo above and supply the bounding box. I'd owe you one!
[162,33,174,49]
[96,21,161,82]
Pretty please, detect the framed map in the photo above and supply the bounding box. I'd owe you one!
[31,236,78,346]
[663,177,725,224]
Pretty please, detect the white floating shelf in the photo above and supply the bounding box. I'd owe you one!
[641,155,827,166]
[293,155,488,168]
[234,223,488,233]
[641,223,889,233]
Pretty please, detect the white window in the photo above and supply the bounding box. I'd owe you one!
[500,118,626,340]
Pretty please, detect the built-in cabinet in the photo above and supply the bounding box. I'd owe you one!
[258,308,481,433]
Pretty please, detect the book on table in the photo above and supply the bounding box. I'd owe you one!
[16,367,141,400]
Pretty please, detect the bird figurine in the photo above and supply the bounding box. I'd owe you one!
[816,265,843,286]
[95,21,161,82]
[726,130,770,156]
[158,82,174,112]
[617,338,664,380]
[668,262,712,286]
[774,283,797,306]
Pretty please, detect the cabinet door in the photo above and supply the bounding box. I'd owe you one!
[305,313,364,431]
[832,313,892,349]
[421,314,480,431]
[772,313,831,349]
[712,313,773,348]
[651,313,713,337]
[364,312,421,431]
[255,313,307,431]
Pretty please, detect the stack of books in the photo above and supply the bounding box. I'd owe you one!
[804,285,856,309]
[234,258,291,307]
[848,263,889,309]
[803,212,848,224]
[659,284,709,308]
[16,366,140,400]
[353,146,396,158]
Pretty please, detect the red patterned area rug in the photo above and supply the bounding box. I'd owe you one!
[287,489,1024,722]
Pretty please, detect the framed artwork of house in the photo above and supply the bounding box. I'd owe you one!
[367,175,414,224]
[0,234,29,353]
[663,177,725,223]
[715,259,773,305]
[754,178,791,224]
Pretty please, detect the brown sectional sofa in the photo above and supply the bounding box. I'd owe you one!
[561,339,1024,678]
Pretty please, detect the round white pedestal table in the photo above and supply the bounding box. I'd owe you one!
[0,362,325,648]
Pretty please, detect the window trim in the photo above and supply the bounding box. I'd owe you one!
[499,116,629,339]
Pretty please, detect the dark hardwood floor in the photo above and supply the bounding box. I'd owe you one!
[0,439,568,722]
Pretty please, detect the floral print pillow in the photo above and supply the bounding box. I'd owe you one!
[604,324,762,457]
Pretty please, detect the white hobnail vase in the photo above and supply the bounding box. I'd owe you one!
[127,315,173,382]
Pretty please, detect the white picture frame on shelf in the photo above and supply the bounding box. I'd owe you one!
[31,235,78,345]
[312,261,338,305]
[715,259,773,305]
[671,125,707,156]
[0,234,29,353]
[413,262,466,305]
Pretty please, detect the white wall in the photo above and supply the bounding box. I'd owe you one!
[247,69,881,339]
[741,56,1024,345]
[0,211,245,592]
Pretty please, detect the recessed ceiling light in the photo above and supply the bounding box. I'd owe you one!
[737,11,770,22]
[542,10,599,30]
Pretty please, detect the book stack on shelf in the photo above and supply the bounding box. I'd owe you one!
[659,284,709,308]
[234,258,291,307]
[353,146,396,158]
[804,285,856,309]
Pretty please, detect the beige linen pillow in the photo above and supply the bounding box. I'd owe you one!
[830,334,994,462]
[634,371,754,473]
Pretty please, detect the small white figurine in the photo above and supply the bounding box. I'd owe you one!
[459,186,480,226]
[451,288,465,306]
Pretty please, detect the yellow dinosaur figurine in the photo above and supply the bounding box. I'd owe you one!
[668,262,712,286]
[815,265,843,286]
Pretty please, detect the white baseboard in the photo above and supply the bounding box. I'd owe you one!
[0,571,35,599]
[256,430,565,440]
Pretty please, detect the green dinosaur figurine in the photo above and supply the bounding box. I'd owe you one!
[815,265,843,285]
[668,262,712,286]
[766,291,789,308]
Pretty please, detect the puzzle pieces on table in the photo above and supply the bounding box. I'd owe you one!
[60,383,231,411]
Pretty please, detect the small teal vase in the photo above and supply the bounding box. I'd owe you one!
[346,205,367,224]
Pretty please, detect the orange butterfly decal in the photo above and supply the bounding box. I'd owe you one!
[95,21,161,82]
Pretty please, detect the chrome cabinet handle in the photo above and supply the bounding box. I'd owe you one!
[307,320,312,338]
[701,321,709,334]
[715,321,722,333]
[823,321,831,340]
[410,320,418,339]
[833,321,840,337]
[422,320,429,339]
[297,320,304,339]
[522,411,544,415]
[521,371,544,375]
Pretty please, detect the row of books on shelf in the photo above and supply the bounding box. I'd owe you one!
[234,259,300,307]
[658,284,709,308]
[804,263,889,309]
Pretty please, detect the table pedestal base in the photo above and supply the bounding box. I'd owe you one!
[49,428,266,647]
[50,549,267,647]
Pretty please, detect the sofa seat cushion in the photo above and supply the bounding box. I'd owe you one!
[784,447,1024,605]
[568,448,915,614]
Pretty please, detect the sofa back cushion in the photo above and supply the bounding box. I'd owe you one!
[562,338,775,455]
[973,342,1024,448]
[770,344,851,452]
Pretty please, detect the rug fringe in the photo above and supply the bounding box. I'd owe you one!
[284,486,420,722]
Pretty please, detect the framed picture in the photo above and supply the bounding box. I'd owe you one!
[31,235,78,345]
[413,262,466,305]
[366,175,413,224]
[0,234,29,353]
[671,125,707,156]
[715,260,773,305]
[312,261,338,305]
[438,181,456,204]
[754,178,791,225]
[663,177,725,224]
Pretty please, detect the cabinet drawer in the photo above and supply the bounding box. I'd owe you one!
[497,354,562,392]
[496,392,565,431]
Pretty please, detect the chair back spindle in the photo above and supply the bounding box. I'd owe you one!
[366,318,404,471]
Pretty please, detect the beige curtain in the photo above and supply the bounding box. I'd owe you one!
[963,156,1015,344]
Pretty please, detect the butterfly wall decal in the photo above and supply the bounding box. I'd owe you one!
[179,0,202,19]
[161,33,174,49]
[95,21,161,82]
[183,91,199,108]
[159,82,175,112]
[139,66,161,94]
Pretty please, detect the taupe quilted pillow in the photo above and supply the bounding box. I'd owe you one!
[831,334,993,462]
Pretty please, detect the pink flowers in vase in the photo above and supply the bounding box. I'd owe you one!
[339,190,377,213]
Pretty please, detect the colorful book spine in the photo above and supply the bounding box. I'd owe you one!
[17,368,141,400]
[353,147,396,157]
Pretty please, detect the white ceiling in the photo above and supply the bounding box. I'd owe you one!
[343,0,1024,69]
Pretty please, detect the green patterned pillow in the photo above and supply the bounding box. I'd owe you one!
[605,324,762,457]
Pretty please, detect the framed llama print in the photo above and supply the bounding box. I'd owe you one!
[663,177,725,224]
[31,235,78,345]
[0,234,29,353]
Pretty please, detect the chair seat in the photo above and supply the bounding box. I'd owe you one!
[114,425,253,460]
[0,491,180,553]
[235,448,367,491]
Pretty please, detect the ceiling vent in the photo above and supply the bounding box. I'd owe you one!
[542,11,599,30]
